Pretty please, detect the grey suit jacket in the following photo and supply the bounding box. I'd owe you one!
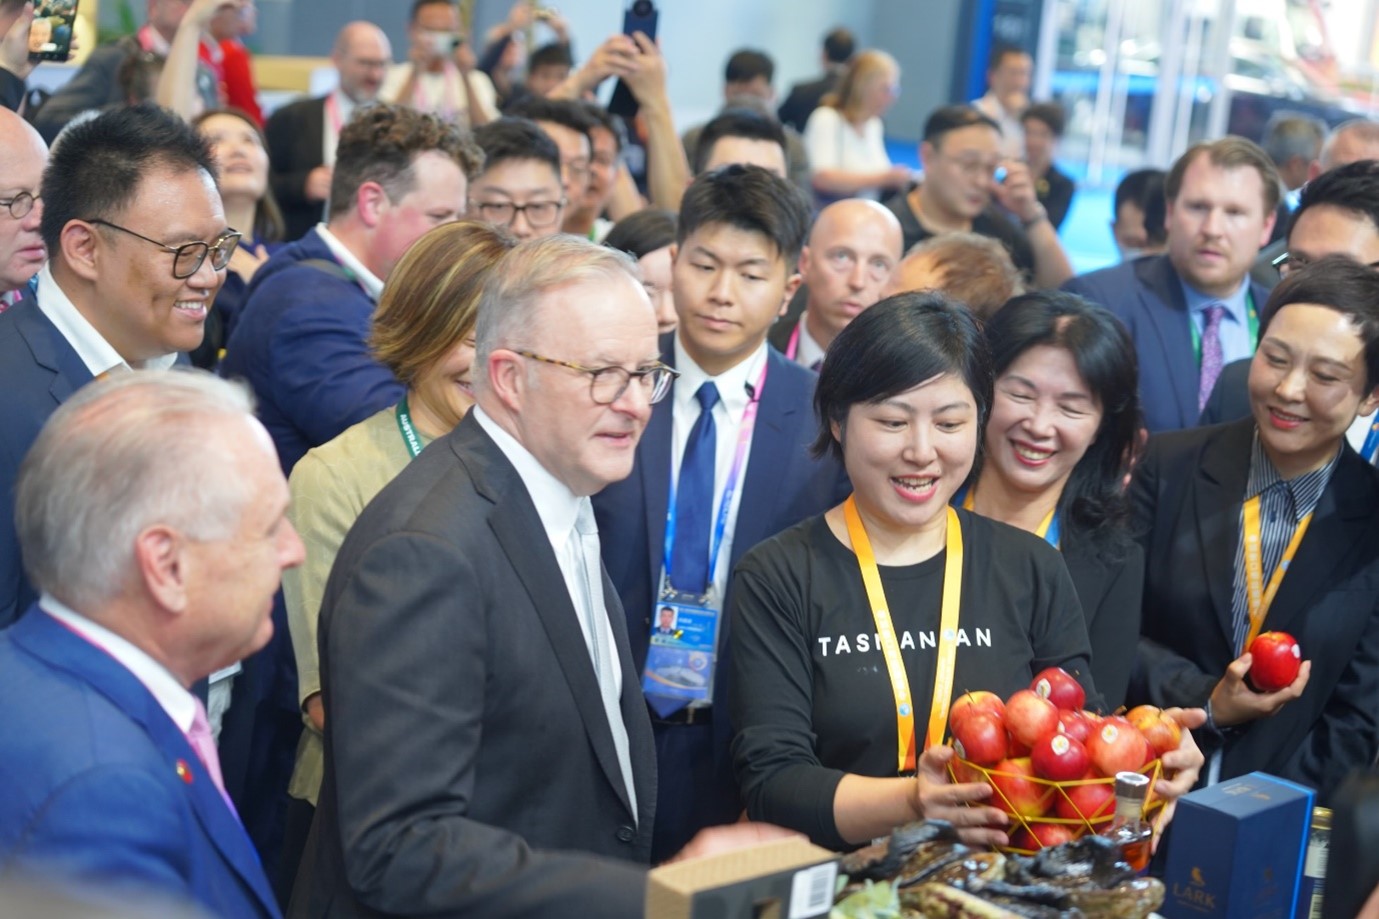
[291,412,655,919]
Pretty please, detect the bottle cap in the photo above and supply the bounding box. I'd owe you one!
[1114,771,1150,802]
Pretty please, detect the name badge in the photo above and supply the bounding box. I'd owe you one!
[641,574,721,712]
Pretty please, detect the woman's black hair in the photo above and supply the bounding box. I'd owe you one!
[983,290,1142,556]
[812,291,993,469]
[603,208,676,261]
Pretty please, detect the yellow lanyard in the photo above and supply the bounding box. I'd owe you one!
[961,487,1057,542]
[1241,495,1312,648]
[843,496,964,774]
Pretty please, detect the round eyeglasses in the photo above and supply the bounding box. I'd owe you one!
[514,350,678,404]
[86,218,242,279]
[0,191,39,220]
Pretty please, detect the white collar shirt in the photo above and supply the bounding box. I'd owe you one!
[315,224,385,301]
[35,263,178,375]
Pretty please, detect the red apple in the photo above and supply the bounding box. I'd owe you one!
[1011,822,1080,850]
[1054,781,1117,823]
[1031,667,1086,712]
[1087,718,1152,777]
[952,711,1008,766]
[1127,705,1182,758]
[1005,689,1062,748]
[950,691,1005,733]
[1248,631,1302,693]
[1006,732,1032,757]
[988,757,1054,819]
[1031,733,1091,782]
[1057,709,1094,745]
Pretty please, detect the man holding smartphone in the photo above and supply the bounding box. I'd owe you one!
[380,0,497,130]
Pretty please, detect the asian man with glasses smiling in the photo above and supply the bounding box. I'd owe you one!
[0,104,225,629]
[1202,159,1379,458]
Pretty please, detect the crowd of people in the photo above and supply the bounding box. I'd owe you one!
[2,1,1379,917]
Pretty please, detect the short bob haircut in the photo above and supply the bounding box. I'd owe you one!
[1259,254,1379,393]
[371,220,517,388]
[603,208,676,262]
[984,290,1142,553]
[813,291,993,465]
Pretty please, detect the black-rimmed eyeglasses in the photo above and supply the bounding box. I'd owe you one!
[1272,250,1379,279]
[469,199,566,229]
[86,218,242,279]
[0,191,39,220]
[514,349,678,404]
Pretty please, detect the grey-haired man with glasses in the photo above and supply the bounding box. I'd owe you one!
[0,103,227,628]
[0,106,47,310]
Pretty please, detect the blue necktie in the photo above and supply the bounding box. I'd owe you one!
[670,382,720,595]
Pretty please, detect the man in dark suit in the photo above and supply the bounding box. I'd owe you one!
[292,235,791,918]
[594,166,851,863]
[777,27,853,134]
[0,107,47,307]
[265,22,392,242]
[0,370,304,918]
[1130,257,1379,804]
[0,105,228,628]
[768,198,902,368]
[1064,137,1278,433]
[1203,160,1379,444]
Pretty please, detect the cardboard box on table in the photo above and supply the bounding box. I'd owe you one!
[645,837,838,919]
[1161,772,1313,919]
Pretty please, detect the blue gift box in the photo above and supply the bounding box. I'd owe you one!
[1161,772,1313,919]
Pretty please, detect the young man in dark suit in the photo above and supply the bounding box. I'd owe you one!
[293,236,790,918]
[1064,137,1278,433]
[264,22,391,242]
[1130,257,1379,804]
[0,371,303,919]
[593,165,852,862]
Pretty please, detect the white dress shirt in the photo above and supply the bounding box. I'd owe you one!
[315,224,384,300]
[669,336,768,604]
[35,264,179,375]
[41,593,196,734]
[794,314,827,370]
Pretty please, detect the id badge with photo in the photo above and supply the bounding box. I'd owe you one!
[641,575,721,710]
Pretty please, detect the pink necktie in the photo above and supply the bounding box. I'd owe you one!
[1198,303,1227,412]
[187,698,238,818]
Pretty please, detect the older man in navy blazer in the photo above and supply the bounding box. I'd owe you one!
[1064,137,1277,433]
[0,371,304,919]
[594,167,851,863]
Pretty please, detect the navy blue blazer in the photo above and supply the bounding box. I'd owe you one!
[1063,254,1272,433]
[0,294,93,627]
[0,608,280,918]
[220,227,403,475]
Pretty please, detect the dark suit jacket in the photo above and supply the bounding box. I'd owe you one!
[220,227,404,476]
[0,294,93,626]
[1063,254,1272,433]
[777,72,837,134]
[1061,529,1144,711]
[291,413,653,919]
[1198,358,1252,426]
[1128,419,1379,803]
[0,609,279,918]
[1,67,23,111]
[265,96,327,242]
[591,341,849,855]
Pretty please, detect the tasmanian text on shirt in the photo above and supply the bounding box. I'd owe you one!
[816,628,993,657]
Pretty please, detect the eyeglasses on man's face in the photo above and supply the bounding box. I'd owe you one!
[513,349,678,405]
[86,218,242,279]
[469,199,566,229]
[0,191,39,220]
[1272,250,1379,280]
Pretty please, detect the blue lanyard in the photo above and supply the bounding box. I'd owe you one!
[662,362,768,593]
[1362,420,1379,465]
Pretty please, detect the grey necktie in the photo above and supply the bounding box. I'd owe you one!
[574,498,638,821]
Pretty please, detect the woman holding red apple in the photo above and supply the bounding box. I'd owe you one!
[1130,258,1379,804]
[959,291,1145,709]
[727,293,1202,851]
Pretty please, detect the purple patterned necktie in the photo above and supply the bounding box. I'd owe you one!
[1198,303,1227,412]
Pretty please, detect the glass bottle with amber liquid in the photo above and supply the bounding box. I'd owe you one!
[1101,771,1153,872]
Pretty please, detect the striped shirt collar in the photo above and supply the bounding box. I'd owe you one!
[1244,429,1339,521]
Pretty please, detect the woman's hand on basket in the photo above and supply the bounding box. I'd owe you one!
[1148,707,1206,852]
[914,745,1010,847]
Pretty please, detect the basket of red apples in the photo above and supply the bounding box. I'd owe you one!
[945,667,1177,853]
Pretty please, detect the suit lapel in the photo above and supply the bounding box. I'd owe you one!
[12,296,93,405]
[1263,447,1375,636]
[1195,421,1254,642]
[465,422,638,819]
[11,610,277,916]
[640,399,673,609]
[604,569,657,827]
[732,348,796,574]
[1138,257,1198,427]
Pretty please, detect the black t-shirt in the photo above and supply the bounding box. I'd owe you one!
[883,190,1038,283]
[728,510,1096,850]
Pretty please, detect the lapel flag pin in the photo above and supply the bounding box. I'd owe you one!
[176,759,194,784]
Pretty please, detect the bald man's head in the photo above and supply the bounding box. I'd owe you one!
[333,21,392,104]
[1316,119,1379,177]
[0,108,49,293]
[798,199,903,350]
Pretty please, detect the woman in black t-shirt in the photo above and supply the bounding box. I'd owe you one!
[961,291,1144,709]
[728,293,1201,851]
